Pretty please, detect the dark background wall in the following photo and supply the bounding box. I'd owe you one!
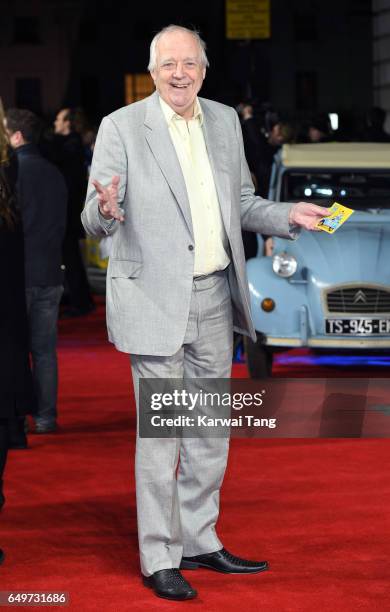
[0,0,373,123]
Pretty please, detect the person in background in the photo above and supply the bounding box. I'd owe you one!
[237,101,261,260]
[82,128,97,175]
[361,107,390,142]
[53,107,95,317]
[0,109,36,564]
[238,105,296,258]
[237,101,261,188]
[72,107,97,171]
[306,113,332,143]
[332,110,359,142]
[256,112,293,198]
[5,108,67,434]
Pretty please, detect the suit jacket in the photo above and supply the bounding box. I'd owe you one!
[81,91,297,356]
[15,144,67,287]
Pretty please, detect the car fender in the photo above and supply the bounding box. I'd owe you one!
[246,257,310,339]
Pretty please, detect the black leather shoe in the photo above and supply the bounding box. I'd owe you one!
[0,549,5,565]
[142,569,197,600]
[180,548,269,574]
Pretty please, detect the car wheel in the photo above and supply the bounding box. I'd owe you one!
[244,335,273,378]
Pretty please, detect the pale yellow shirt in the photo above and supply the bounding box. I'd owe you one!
[159,96,230,276]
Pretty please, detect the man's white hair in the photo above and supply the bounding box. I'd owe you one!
[148,25,210,72]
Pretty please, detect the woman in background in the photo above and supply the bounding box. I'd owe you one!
[0,108,35,565]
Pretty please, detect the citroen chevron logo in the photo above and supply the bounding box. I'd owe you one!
[353,290,367,304]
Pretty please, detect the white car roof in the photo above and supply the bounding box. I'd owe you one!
[282,142,390,169]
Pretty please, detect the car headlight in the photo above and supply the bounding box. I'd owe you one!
[272,252,297,278]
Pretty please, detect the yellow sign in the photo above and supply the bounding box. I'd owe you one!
[226,0,270,40]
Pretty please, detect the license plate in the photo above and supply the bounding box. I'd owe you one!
[326,318,390,335]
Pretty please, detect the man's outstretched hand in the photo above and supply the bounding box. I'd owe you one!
[289,202,330,231]
[92,175,125,222]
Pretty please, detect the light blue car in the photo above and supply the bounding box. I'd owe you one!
[245,143,390,377]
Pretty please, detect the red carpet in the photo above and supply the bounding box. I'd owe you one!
[2,299,390,611]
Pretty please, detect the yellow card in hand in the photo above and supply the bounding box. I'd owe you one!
[316,202,355,233]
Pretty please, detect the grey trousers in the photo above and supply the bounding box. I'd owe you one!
[131,270,233,576]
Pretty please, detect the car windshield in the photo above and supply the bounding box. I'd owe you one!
[282,171,390,210]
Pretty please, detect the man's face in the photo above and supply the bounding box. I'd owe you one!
[151,30,206,120]
[308,127,323,143]
[54,109,70,135]
[268,124,285,147]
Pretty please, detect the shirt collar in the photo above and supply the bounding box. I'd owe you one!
[159,95,203,126]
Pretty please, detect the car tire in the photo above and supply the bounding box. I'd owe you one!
[244,335,273,378]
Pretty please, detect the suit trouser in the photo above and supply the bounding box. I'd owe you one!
[62,234,94,311]
[131,269,233,577]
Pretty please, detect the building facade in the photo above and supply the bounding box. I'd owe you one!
[0,0,374,124]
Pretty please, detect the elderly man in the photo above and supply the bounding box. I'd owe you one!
[82,25,328,601]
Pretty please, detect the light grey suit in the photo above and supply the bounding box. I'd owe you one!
[81,91,297,575]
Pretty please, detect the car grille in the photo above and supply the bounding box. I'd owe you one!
[326,286,390,314]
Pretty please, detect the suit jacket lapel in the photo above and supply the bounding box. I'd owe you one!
[144,92,194,238]
[200,99,232,236]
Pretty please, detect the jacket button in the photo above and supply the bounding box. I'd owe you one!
[188,245,194,251]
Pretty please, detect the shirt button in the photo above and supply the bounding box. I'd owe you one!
[188,245,194,251]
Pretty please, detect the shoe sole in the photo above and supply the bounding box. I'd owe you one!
[142,577,197,600]
[180,559,269,574]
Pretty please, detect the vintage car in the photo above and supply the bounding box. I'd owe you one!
[245,142,390,377]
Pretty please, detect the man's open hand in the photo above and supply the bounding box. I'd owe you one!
[92,175,125,222]
[289,202,330,231]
